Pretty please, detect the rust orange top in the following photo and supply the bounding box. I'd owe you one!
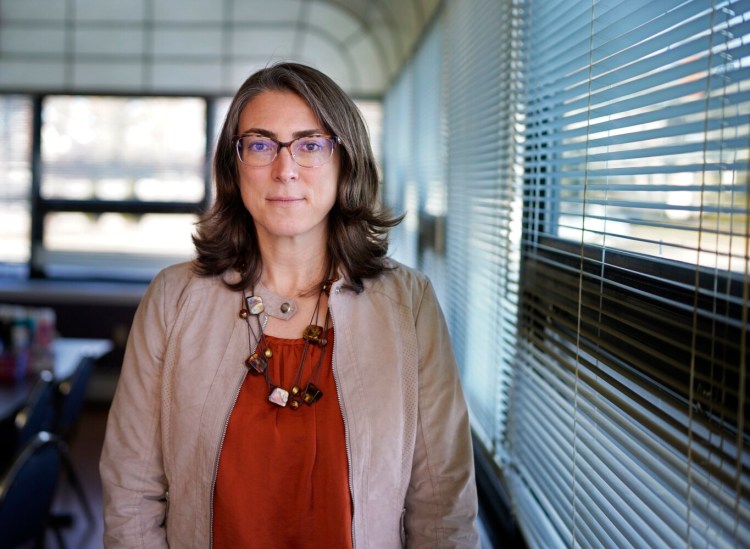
[213,329,352,548]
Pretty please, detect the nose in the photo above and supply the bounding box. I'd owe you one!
[271,144,299,182]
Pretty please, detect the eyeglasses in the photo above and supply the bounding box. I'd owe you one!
[234,133,341,168]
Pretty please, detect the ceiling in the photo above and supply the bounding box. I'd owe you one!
[0,0,441,97]
[238,0,442,96]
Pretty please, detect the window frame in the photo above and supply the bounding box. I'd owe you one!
[18,92,219,280]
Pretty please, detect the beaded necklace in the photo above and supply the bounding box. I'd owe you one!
[239,280,335,409]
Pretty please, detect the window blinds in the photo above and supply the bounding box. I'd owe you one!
[383,0,521,452]
[442,0,523,452]
[512,0,750,547]
[382,0,748,545]
[383,61,418,268]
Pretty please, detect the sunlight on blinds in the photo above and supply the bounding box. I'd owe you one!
[443,0,523,452]
[536,1,750,272]
[513,0,750,546]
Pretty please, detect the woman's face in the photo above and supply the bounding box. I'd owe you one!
[235,90,340,245]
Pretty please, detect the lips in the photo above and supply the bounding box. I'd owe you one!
[267,196,304,205]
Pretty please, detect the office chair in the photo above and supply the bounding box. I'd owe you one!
[15,369,56,449]
[0,431,66,549]
[0,370,56,473]
[52,356,97,525]
[56,356,94,439]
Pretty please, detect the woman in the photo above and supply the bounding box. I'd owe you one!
[100,62,479,548]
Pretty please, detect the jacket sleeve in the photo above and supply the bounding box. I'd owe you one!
[404,279,481,548]
[99,272,170,548]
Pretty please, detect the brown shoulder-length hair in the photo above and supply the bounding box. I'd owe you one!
[192,62,402,292]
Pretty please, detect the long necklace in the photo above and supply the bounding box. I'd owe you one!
[239,281,333,409]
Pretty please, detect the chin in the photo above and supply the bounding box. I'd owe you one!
[255,217,327,241]
[269,224,316,239]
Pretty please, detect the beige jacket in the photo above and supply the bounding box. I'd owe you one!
[100,261,479,548]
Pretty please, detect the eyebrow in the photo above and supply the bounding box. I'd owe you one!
[237,128,327,139]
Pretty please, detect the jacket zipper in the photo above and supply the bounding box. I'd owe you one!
[329,288,356,548]
[207,314,264,547]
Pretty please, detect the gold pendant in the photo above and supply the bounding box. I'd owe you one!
[289,385,303,410]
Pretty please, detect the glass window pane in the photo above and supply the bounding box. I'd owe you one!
[0,95,32,270]
[43,212,197,278]
[355,100,382,169]
[543,8,750,274]
[211,97,231,150]
[41,96,206,203]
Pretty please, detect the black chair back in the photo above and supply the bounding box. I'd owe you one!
[0,431,61,548]
[52,357,98,525]
[56,357,95,439]
[15,370,56,449]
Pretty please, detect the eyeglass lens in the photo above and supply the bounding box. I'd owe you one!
[236,135,336,167]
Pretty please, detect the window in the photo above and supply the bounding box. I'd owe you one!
[0,95,213,280]
[517,0,749,546]
[36,95,208,279]
[384,3,523,542]
[533,3,749,273]
[0,94,383,282]
[0,96,33,275]
[383,0,749,546]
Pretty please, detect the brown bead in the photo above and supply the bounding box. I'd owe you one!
[303,325,325,345]
[245,352,267,375]
[302,383,323,405]
[239,308,249,319]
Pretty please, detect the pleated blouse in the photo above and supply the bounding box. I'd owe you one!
[212,328,353,548]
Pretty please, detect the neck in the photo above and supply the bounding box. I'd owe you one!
[257,238,329,297]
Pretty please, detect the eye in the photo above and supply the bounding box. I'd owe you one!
[245,137,274,153]
[297,137,326,153]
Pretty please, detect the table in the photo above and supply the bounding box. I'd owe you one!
[0,338,112,424]
[51,338,113,380]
